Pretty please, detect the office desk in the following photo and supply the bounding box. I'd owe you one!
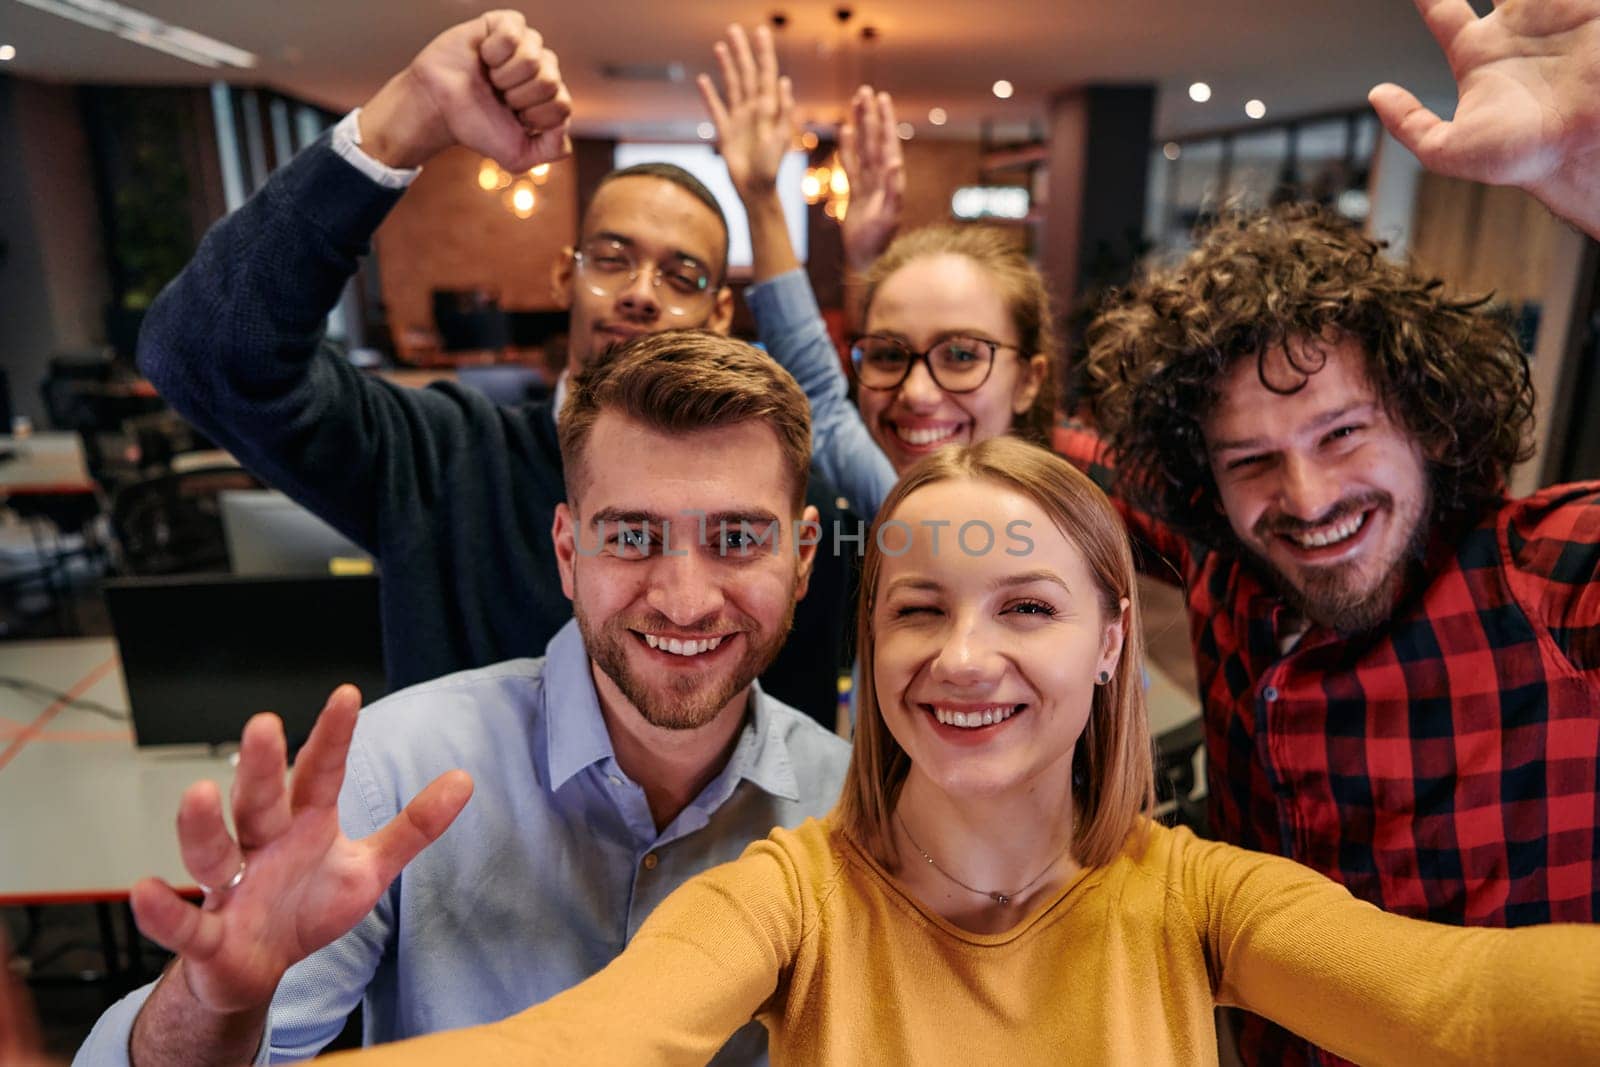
[0,433,96,499]
[0,638,235,906]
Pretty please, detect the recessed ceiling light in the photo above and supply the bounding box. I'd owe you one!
[992,80,1014,100]
[0,45,15,62]
[13,0,256,68]
[1245,99,1266,120]
[1188,82,1212,103]
[1163,142,1181,161]
[696,121,715,141]
[897,122,914,140]
[928,107,947,126]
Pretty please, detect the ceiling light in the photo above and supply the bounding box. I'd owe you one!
[696,121,715,141]
[928,107,947,126]
[0,45,15,61]
[14,0,257,69]
[896,122,914,140]
[992,80,1014,100]
[1245,99,1266,120]
[1163,142,1181,161]
[1188,82,1212,103]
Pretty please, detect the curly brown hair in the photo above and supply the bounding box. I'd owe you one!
[1086,202,1536,548]
[862,224,1059,446]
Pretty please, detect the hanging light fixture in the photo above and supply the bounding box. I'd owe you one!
[477,160,549,218]
[802,10,875,223]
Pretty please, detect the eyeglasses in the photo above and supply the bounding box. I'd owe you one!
[849,334,1018,393]
[572,239,715,318]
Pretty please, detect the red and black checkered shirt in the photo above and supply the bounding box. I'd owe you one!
[1055,424,1600,1065]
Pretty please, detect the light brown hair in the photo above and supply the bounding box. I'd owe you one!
[836,436,1154,869]
[862,224,1060,445]
[557,330,811,511]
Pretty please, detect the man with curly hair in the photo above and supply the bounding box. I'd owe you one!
[1058,3,1600,1062]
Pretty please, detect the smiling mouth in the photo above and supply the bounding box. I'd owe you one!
[1270,507,1379,561]
[890,423,966,449]
[634,631,734,659]
[923,703,1026,730]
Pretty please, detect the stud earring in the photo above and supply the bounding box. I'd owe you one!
[1095,670,1110,685]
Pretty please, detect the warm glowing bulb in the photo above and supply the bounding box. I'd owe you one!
[800,130,819,150]
[992,79,1014,100]
[510,182,536,218]
[1245,99,1266,119]
[696,121,715,140]
[801,173,822,200]
[477,159,500,191]
[0,45,15,62]
[896,122,914,140]
[1188,82,1212,103]
[928,107,947,126]
[1163,142,1181,161]
[829,167,850,196]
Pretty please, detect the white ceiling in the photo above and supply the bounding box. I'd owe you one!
[0,0,1467,141]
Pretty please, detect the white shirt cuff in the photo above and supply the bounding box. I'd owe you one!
[331,108,421,190]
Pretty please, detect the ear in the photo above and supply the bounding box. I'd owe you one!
[553,502,579,601]
[706,285,735,336]
[1012,353,1050,415]
[550,246,576,309]
[791,504,820,601]
[1096,596,1129,681]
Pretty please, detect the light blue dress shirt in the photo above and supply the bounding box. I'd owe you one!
[746,269,897,521]
[76,619,850,1064]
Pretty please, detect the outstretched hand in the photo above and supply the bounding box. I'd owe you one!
[839,85,907,274]
[697,24,797,202]
[360,9,573,172]
[130,686,473,1014]
[1370,0,1600,238]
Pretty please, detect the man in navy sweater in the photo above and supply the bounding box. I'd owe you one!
[133,9,852,723]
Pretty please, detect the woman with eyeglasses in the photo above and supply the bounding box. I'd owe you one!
[320,437,1600,1066]
[697,25,1044,522]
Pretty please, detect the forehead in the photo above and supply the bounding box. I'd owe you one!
[867,254,1016,344]
[582,176,726,272]
[575,410,795,517]
[1204,334,1382,441]
[878,478,1093,591]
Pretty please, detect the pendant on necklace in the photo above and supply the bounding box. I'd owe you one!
[991,893,1010,905]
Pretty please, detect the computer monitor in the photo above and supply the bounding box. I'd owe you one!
[221,490,373,576]
[104,573,387,751]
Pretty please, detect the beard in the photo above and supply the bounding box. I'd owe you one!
[573,589,799,732]
[1249,486,1431,634]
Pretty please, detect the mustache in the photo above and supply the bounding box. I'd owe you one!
[1254,491,1390,540]
[621,613,750,637]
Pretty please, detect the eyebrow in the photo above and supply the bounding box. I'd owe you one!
[883,570,1071,597]
[870,328,1011,348]
[1209,402,1376,455]
[587,508,781,530]
[587,231,711,276]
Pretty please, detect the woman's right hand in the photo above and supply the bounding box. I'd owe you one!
[840,86,906,274]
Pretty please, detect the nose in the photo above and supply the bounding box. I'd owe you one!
[927,612,1003,689]
[614,268,661,320]
[1276,452,1344,521]
[896,359,944,412]
[644,543,726,628]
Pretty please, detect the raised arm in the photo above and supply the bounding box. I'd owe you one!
[96,689,472,1067]
[320,838,806,1065]
[1187,834,1600,1065]
[699,25,898,518]
[136,10,572,548]
[1369,0,1600,239]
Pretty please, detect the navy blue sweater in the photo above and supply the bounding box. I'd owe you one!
[137,137,849,719]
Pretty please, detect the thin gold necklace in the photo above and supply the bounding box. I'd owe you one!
[895,810,1073,906]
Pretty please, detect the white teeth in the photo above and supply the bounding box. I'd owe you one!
[1291,512,1367,549]
[894,424,962,447]
[932,705,1017,729]
[642,634,725,657]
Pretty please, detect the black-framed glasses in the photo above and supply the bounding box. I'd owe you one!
[849,334,1018,393]
[572,238,714,317]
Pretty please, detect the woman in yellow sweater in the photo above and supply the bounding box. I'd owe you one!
[333,438,1600,1066]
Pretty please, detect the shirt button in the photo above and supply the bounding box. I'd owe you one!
[1263,686,1280,702]
[608,775,623,786]
[642,853,659,870]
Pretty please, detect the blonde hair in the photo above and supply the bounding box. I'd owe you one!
[558,329,811,511]
[862,224,1059,445]
[836,436,1153,869]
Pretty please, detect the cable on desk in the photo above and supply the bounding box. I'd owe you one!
[0,677,128,720]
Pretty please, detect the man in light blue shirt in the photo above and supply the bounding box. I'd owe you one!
[74,33,850,1050]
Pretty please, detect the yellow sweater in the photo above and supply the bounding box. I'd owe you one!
[330,816,1600,1065]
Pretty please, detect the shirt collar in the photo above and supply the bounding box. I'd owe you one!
[540,618,802,803]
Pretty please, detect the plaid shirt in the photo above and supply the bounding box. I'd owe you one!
[1055,424,1600,1065]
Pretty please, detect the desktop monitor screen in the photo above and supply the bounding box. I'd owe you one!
[221,490,373,576]
[104,573,387,751]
